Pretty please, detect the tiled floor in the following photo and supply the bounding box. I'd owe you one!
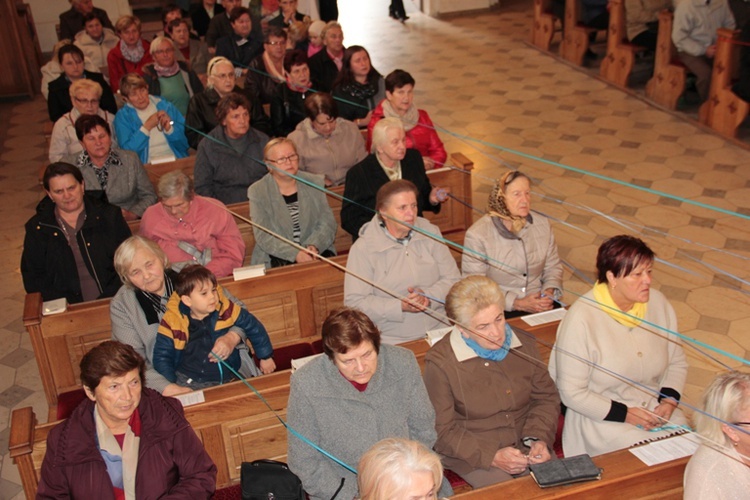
[1,0,749,497]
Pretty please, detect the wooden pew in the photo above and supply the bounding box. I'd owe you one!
[600,0,646,87]
[559,0,600,66]
[137,152,475,261]
[645,10,687,109]
[698,28,750,138]
[454,451,688,499]
[531,0,559,52]
[10,318,560,499]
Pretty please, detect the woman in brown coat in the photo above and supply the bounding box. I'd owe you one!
[423,275,560,488]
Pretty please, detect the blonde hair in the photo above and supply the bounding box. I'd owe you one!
[69,78,103,99]
[696,371,750,447]
[114,236,169,287]
[115,15,141,34]
[263,137,297,160]
[370,117,403,154]
[149,35,174,55]
[206,56,234,89]
[321,21,342,42]
[119,73,147,98]
[445,275,505,327]
[358,438,442,500]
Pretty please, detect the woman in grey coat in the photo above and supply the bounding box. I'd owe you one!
[286,307,452,500]
[65,114,157,220]
[248,137,336,268]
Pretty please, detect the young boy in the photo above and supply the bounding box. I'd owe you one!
[154,264,276,389]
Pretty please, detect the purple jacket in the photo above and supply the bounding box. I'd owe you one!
[37,388,216,499]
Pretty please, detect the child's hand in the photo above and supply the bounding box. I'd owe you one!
[259,358,277,374]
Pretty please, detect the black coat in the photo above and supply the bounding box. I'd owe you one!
[308,48,341,93]
[190,2,225,38]
[244,55,281,105]
[58,6,113,41]
[215,32,264,69]
[270,82,315,137]
[268,11,306,28]
[340,149,440,240]
[47,71,118,123]
[185,86,271,149]
[21,194,131,303]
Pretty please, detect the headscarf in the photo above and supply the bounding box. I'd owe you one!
[488,170,529,234]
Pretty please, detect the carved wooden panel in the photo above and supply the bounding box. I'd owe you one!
[244,291,301,345]
[312,282,345,333]
[223,411,289,482]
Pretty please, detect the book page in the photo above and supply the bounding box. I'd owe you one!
[521,308,567,327]
[629,434,700,466]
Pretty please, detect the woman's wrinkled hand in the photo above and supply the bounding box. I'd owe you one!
[491,446,528,475]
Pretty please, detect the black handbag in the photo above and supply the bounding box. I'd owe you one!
[241,459,305,500]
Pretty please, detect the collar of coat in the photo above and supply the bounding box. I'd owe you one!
[449,325,522,362]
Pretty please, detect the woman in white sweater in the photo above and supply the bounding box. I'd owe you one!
[549,235,688,457]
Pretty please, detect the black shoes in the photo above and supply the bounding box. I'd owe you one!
[389,8,409,22]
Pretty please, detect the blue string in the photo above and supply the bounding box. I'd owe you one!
[209,351,358,474]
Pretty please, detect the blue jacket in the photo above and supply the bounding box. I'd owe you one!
[153,287,273,384]
[114,96,189,164]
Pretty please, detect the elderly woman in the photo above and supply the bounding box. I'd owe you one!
[549,235,688,457]
[37,341,216,498]
[287,307,452,500]
[194,92,270,204]
[74,13,119,78]
[140,171,245,277]
[367,70,447,170]
[684,371,750,498]
[244,26,288,105]
[270,50,316,137]
[47,44,116,122]
[37,341,216,499]
[462,171,563,318]
[308,21,345,92]
[358,438,443,500]
[344,180,460,345]
[215,7,264,77]
[107,15,153,93]
[332,45,385,127]
[341,117,447,240]
[248,138,336,268]
[169,18,210,81]
[424,276,560,488]
[287,93,366,186]
[49,79,116,162]
[186,57,270,150]
[141,35,204,116]
[114,73,189,164]
[64,114,156,220]
[110,235,251,397]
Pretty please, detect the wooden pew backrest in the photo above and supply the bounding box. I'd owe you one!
[531,0,559,51]
[600,0,646,87]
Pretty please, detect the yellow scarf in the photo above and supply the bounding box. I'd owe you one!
[592,281,647,328]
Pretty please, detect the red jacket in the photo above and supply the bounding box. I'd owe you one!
[366,101,448,167]
[37,388,217,499]
[107,40,153,93]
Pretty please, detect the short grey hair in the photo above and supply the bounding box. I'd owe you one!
[150,35,173,55]
[370,117,404,154]
[696,371,750,447]
[114,236,169,287]
[445,275,505,328]
[158,171,194,201]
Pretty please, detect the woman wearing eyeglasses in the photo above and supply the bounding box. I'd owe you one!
[287,93,366,187]
[247,137,336,268]
[49,79,117,163]
[194,92,270,204]
[185,56,271,150]
[462,170,563,318]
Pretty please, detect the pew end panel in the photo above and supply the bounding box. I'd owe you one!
[600,0,646,87]
[531,0,559,51]
[699,28,750,138]
[560,0,603,66]
[645,11,687,110]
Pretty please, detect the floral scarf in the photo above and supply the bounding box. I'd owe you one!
[153,61,180,78]
[77,149,122,190]
[120,39,145,64]
[487,171,527,234]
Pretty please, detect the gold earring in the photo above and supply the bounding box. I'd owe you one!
[733,440,739,447]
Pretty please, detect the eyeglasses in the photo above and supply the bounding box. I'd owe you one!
[74,97,100,106]
[266,40,285,46]
[212,72,235,80]
[266,154,299,165]
[153,48,175,55]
